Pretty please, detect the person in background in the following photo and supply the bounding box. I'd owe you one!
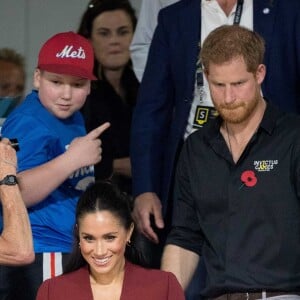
[162,24,300,299]
[78,0,139,195]
[0,48,26,121]
[0,31,110,300]
[36,181,185,300]
[130,0,179,82]
[0,48,25,98]
[0,138,34,266]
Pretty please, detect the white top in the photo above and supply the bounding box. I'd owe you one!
[184,0,253,138]
[130,0,179,82]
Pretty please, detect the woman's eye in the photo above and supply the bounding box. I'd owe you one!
[83,236,93,242]
[119,30,130,36]
[106,235,116,241]
[98,31,109,37]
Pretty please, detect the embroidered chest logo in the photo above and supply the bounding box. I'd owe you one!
[254,160,278,172]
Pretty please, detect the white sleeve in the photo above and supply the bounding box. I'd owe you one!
[130,0,177,82]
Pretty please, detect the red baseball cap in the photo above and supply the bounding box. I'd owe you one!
[37,31,96,80]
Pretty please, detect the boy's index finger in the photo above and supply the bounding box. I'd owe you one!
[87,122,110,139]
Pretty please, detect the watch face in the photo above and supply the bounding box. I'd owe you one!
[6,175,17,185]
[0,175,18,185]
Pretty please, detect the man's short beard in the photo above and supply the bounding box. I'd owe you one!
[215,93,261,124]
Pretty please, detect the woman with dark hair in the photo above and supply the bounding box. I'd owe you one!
[78,0,139,194]
[36,181,185,299]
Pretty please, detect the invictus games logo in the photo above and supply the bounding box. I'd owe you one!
[254,160,278,172]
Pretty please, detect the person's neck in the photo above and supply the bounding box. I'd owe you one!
[217,0,237,16]
[89,259,125,300]
[221,98,266,163]
[89,258,125,286]
[102,67,125,99]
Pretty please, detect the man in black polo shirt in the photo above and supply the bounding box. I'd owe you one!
[161,24,300,300]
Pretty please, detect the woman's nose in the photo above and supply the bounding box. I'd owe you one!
[95,241,107,255]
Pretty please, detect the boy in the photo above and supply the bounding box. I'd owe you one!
[0,31,109,300]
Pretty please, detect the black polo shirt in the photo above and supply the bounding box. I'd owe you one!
[167,104,300,297]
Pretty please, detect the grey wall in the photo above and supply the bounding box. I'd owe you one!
[0,0,141,93]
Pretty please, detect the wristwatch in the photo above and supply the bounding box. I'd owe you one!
[0,175,18,185]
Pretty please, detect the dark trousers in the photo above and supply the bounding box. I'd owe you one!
[0,253,69,300]
[209,292,300,300]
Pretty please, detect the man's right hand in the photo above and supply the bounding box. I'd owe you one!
[132,192,164,244]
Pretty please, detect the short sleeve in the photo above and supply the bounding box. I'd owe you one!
[2,112,60,172]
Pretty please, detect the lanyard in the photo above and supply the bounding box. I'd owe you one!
[233,0,244,25]
[196,0,245,92]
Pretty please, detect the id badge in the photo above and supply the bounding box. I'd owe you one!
[193,105,219,128]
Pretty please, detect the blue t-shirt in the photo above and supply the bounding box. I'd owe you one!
[1,90,94,253]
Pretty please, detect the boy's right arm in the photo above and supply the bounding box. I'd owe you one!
[18,123,110,207]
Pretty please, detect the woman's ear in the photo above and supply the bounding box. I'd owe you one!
[127,222,134,241]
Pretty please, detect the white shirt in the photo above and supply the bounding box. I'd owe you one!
[184,0,253,138]
[130,0,179,82]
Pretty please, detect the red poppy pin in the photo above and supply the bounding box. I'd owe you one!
[240,170,257,188]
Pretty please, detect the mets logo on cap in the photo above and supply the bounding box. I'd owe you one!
[37,31,96,80]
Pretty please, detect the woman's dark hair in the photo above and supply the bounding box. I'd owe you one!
[77,0,137,77]
[64,180,149,273]
[78,0,137,38]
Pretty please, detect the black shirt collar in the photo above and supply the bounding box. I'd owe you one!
[206,102,282,141]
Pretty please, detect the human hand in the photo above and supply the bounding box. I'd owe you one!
[66,122,110,169]
[132,192,164,244]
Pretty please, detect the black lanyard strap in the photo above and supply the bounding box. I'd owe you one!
[234,0,244,25]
